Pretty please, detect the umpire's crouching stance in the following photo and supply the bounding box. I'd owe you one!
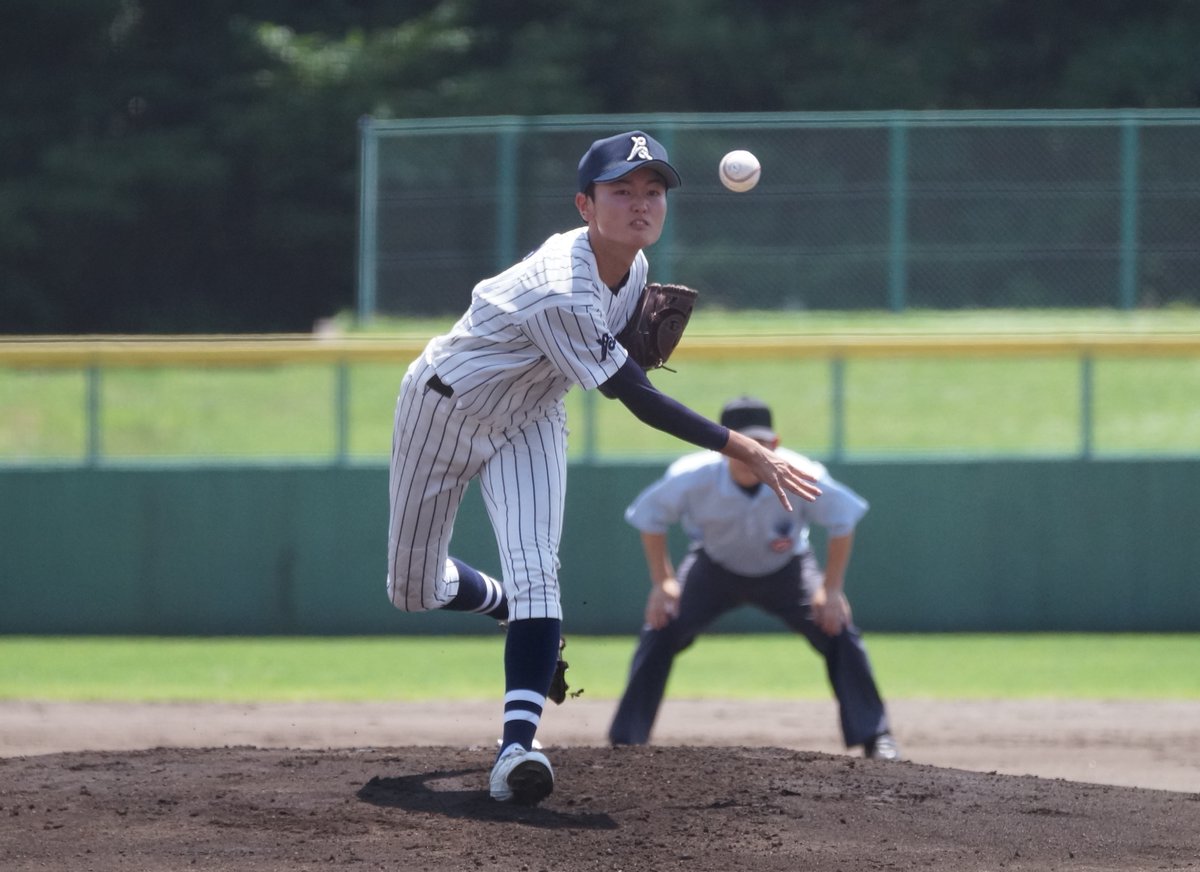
[609,397,900,760]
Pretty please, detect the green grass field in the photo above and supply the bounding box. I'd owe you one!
[1,633,1196,702]
[3,309,1200,461]
[5,315,1196,706]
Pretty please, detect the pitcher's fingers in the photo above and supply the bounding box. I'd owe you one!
[771,485,794,512]
[787,474,822,502]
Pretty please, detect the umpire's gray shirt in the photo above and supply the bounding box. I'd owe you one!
[624,448,869,577]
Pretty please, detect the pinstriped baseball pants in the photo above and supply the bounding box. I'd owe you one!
[387,356,568,621]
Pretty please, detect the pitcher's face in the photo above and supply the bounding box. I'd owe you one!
[579,167,668,251]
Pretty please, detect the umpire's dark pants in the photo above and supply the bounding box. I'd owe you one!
[608,549,890,748]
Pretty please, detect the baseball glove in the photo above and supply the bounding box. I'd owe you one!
[616,282,699,371]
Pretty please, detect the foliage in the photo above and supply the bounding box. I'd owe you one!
[3,2,1200,332]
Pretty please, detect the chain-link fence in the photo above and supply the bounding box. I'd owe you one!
[357,111,1200,317]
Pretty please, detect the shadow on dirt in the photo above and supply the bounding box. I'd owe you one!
[357,769,618,830]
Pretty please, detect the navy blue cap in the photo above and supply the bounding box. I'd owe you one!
[719,396,776,441]
[577,130,682,193]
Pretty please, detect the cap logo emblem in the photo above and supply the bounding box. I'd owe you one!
[626,135,652,162]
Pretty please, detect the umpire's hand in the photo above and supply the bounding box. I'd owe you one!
[645,578,681,629]
[811,587,852,636]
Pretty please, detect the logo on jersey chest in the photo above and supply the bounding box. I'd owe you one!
[598,333,616,361]
[769,520,795,553]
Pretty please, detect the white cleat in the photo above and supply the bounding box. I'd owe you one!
[490,743,554,805]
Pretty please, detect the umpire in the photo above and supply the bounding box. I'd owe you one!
[608,396,900,760]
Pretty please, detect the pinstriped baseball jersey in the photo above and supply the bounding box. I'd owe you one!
[427,227,645,424]
[388,226,649,621]
[624,447,869,577]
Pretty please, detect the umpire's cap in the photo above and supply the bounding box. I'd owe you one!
[578,130,682,192]
[719,396,777,441]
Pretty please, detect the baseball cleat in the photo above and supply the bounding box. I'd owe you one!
[864,732,902,761]
[490,743,554,805]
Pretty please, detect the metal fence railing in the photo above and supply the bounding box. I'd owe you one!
[3,334,1198,465]
[358,110,1200,318]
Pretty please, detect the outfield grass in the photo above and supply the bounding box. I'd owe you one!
[3,309,1199,461]
[354,307,1200,337]
[1,634,1196,702]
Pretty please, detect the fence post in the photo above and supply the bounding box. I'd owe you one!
[581,388,598,464]
[495,123,521,271]
[86,366,102,465]
[335,361,350,465]
[1080,354,1094,459]
[657,122,677,285]
[1118,117,1140,310]
[830,356,846,461]
[887,117,910,313]
[356,116,379,323]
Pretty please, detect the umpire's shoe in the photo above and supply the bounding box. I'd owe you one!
[490,743,554,805]
[864,732,902,761]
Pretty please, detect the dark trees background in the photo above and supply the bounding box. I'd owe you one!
[3,0,1198,333]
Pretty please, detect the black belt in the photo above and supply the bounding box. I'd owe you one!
[425,374,454,398]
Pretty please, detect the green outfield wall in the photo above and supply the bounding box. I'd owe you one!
[1,459,1197,635]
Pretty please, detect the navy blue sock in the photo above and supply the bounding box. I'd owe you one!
[442,557,508,621]
[500,617,561,753]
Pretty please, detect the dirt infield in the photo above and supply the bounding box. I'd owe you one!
[2,700,1199,870]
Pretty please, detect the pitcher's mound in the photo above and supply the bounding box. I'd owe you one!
[3,744,1198,870]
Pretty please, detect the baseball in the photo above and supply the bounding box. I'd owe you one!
[718,149,761,192]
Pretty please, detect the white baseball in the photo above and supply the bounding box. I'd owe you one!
[719,150,761,192]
